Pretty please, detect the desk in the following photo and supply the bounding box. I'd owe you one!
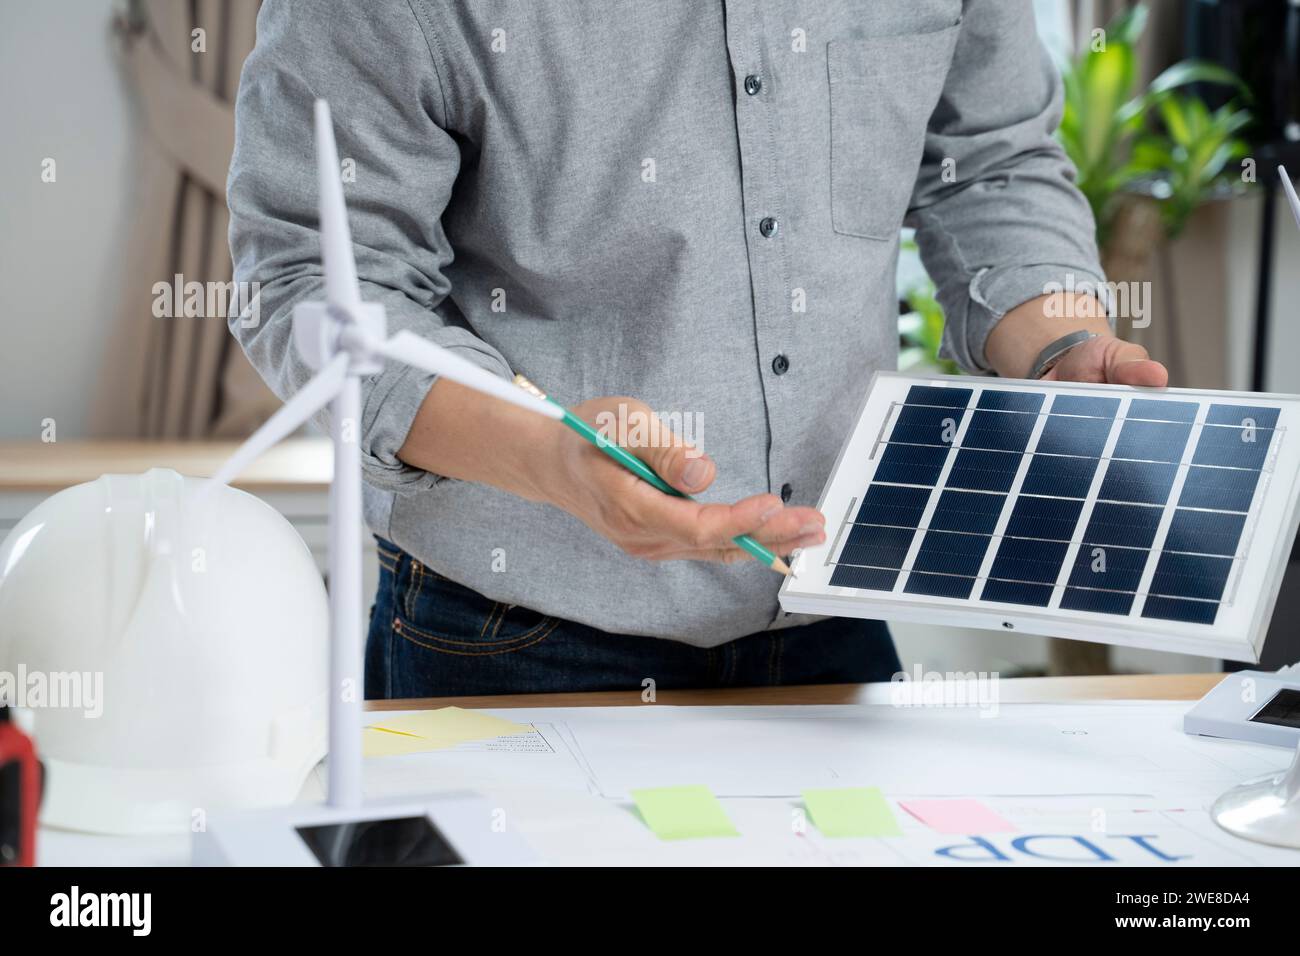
[44,672,1300,867]
[369,673,1222,712]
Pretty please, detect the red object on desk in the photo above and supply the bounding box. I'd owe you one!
[0,707,40,867]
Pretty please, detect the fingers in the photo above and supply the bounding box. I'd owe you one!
[1103,340,1169,387]
[1048,335,1169,388]
[619,488,826,560]
[587,397,716,494]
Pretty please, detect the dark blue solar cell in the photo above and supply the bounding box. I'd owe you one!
[1178,466,1260,513]
[1004,496,1084,542]
[912,530,992,577]
[855,484,931,528]
[947,449,1021,492]
[875,442,949,486]
[1141,595,1218,625]
[1111,419,1193,463]
[906,385,972,409]
[1127,399,1198,423]
[1097,459,1177,505]
[840,523,917,569]
[929,490,1006,535]
[1034,415,1111,457]
[1205,404,1280,429]
[831,565,899,591]
[1050,395,1120,418]
[1082,501,1163,549]
[905,572,977,599]
[1191,425,1273,470]
[889,404,963,447]
[962,410,1037,452]
[1060,587,1137,616]
[1021,454,1099,499]
[977,390,1045,413]
[1163,509,1245,557]
[1148,551,1232,602]
[981,578,1054,607]
[1067,542,1149,591]
[987,537,1069,585]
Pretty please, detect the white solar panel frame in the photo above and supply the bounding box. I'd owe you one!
[779,371,1300,662]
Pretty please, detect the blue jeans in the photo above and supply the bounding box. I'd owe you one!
[365,537,901,699]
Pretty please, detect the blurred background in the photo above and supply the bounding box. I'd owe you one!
[1,0,1298,679]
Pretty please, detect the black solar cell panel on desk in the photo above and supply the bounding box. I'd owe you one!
[818,378,1295,648]
[1035,415,1112,457]
[911,529,992,577]
[1003,495,1084,542]
[977,390,1045,413]
[1081,501,1163,549]
[838,523,917,570]
[853,484,931,528]
[874,442,950,486]
[1050,395,1121,418]
[1067,542,1149,592]
[1163,509,1246,557]
[961,409,1037,452]
[1191,425,1274,470]
[1148,551,1233,602]
[928,489,1006,534]
[1021,454,1099,499]
[1177,465,1260,512]
[1127,399,1198,422]
[987,536,1070,585]
[1097,459,1178,505]
[830,565,899,591]
[1111,418,1193,463]
[947,448,1022,492]
[1205,404,1281,429]
[889,404,965,447]
[905,385,972,408]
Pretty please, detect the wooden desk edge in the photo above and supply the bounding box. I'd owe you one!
[367,672,1223,712]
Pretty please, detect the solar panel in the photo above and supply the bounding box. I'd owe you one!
[779,372,1300,662]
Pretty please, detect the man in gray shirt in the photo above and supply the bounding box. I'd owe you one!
[229,0,1167,697]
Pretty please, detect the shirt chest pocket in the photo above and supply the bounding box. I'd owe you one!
[827,25,961,240]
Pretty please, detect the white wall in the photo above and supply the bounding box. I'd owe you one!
[0,0,137,440]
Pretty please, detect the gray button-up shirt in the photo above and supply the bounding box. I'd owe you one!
[229,0,1104,645]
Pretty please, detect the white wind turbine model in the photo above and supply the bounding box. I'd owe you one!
[191,100,559,866]
[1206,165,1300,851]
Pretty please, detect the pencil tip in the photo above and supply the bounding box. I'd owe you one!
[772,557,792,577]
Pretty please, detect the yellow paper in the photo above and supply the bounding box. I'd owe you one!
[362,706,532,757]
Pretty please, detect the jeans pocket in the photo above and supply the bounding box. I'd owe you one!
[827,24,960,240]
[392,558,558,656]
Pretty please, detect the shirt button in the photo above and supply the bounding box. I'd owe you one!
[759,216,779,238]
[744,74,763,96]
[780,483,793,503]
[772,354,790,375]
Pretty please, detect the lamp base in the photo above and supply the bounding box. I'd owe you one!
[1211,743,1300,850]
[192,792,538,866]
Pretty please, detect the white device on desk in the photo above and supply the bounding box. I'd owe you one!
[1184,669,1300,748]
[192,100,563,866]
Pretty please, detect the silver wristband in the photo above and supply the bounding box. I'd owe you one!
[1029,331,1098,380]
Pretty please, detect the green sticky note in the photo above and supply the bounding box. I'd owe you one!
[630,785,740,841]
[803,787,902,838]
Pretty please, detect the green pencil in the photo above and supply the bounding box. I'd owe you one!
[514,374,791,576]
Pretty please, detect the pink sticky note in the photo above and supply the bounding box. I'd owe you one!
[898,799,1017,834]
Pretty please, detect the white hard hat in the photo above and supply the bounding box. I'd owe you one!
[0,468,328,835]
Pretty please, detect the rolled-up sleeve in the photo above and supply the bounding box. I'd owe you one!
[906,0,1107,374]
[227,0,510,493]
